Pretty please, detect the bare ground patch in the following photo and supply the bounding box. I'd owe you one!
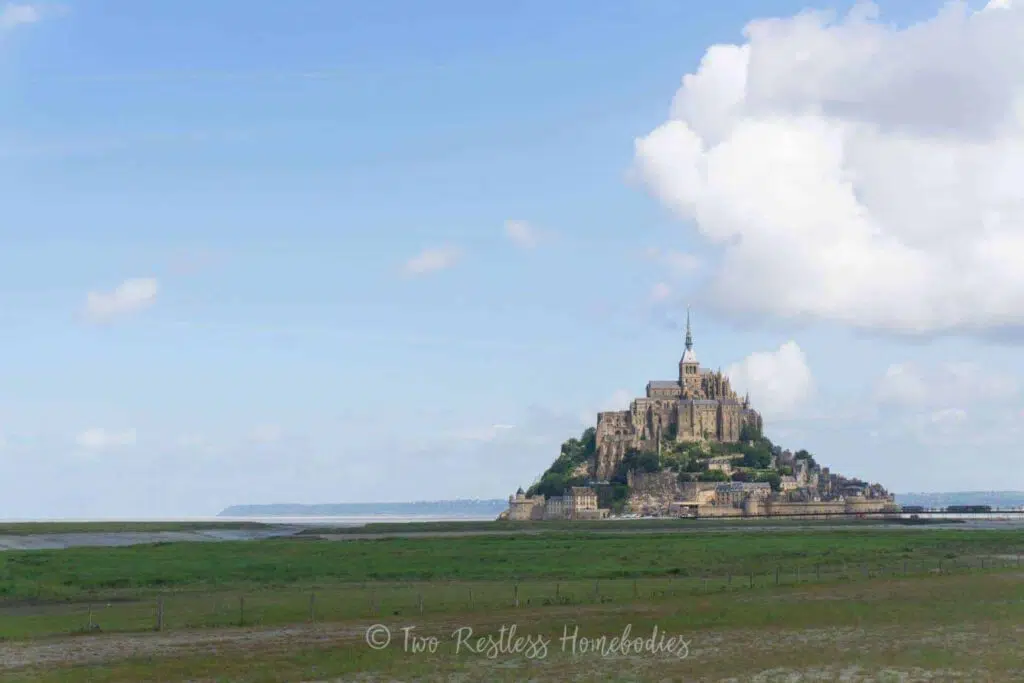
[0,623,366,670]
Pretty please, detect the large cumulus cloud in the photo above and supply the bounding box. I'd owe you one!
[633,0,1024,336]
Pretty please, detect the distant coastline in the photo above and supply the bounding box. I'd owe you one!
[218,499,508,518]
[894,491,1024,508]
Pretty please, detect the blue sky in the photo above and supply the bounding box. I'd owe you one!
[2,0,1023,517]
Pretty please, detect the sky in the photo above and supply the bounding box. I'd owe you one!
[1,0,1023,518]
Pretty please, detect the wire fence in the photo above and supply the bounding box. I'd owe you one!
[3,552,1021,640]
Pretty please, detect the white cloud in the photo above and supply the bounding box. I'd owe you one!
[249,425,283,443]
[446,424,515,442]
[875,361,1018,408]
[403,245,462,276]
[633,2,1024,336]
[650,282,672,302]
[76,428,136,450]
[504,220,540,249]
[726,341,814,419]
[930,407,967,425]
[0,3,41,30]
[84,278,159,323]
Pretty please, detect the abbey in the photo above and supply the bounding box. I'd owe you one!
[594,311,763,480]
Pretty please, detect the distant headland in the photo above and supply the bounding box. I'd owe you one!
[218,500,508,518]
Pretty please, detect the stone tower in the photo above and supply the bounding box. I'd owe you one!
[678,307,700,394]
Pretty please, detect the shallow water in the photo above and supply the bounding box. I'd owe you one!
[0,514,499,551]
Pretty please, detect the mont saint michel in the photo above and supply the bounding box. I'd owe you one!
[506,312,896,521]
[594,311,762,481]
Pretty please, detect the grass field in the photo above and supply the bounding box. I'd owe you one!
[1,526,1022,681]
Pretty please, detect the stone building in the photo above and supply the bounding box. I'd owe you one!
[544,495,567,519]
[568,486,598,515]
[507,489,544,520]
[707,455,738,475]
[714,482,771,506]
[595,311,763,480]
[506,486,608,521]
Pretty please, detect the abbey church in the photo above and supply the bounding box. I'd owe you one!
[594,311,763,480]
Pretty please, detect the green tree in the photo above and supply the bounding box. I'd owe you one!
[697,469,729,482]
[757,472,781,492]
[739,421,762,442]
[740,443,772,469]
[527,427,598,494]
[794,449,817,469]
[684,457,704,473]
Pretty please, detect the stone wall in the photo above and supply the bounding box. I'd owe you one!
[508,495,544,520]
[678,481,721,502]
[696,504,744,517]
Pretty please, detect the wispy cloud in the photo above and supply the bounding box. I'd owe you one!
[76,428,137,451]
[650,282,672,302]
[0,3,41,30]
[403,245,462,276]
[166,248,221,276]
[84,278,159,323]
[643,248,701,278]
[446,424,515,443]
[504,220,541,249]
[249,425,284,443]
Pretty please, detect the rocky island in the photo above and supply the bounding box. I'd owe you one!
[504,312,896,520]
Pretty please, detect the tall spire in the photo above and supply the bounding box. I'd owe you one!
[684,306,693,351]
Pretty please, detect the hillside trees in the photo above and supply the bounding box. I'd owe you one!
[526,427,596,497]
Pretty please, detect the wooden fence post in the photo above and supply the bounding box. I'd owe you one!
[309,592,316,622]
[469,587,474,608]
[633,579,638,599]
[513,583,519,608]
[156,598,164,631]
[239,597,245,626]
[555,583,560,602]
[418,592,424,614]
[775,566,780,585]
